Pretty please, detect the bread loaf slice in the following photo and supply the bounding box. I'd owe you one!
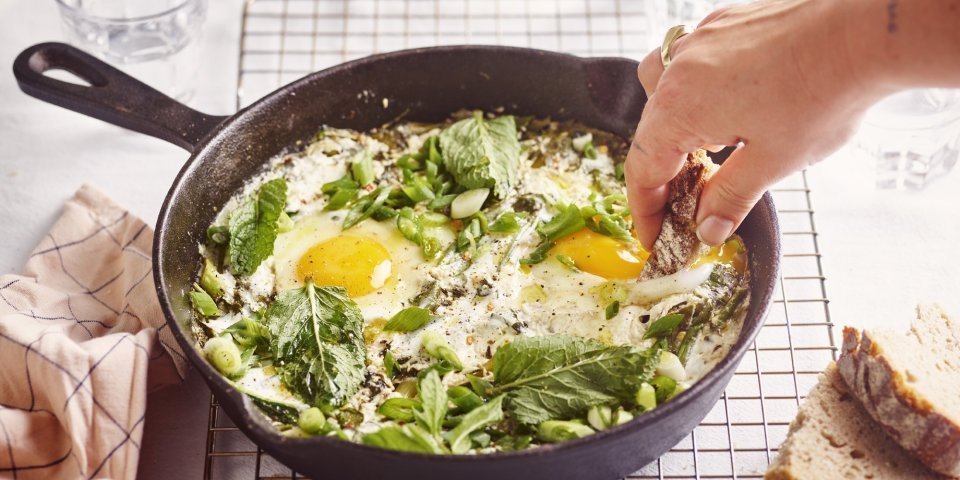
[639,149,716,280]
[837,304,960,477]
[765,364,944,479]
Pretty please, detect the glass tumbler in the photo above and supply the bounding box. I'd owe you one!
[854,88,960,190]
[55,0,208,101]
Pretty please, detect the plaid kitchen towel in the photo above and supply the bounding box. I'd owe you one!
[0,185,187,479]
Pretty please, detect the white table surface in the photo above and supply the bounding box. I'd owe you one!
[1,1,958,478]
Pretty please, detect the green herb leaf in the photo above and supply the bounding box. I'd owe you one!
[414,370,448,439]
[384,306,435,332]
[439,113,521,199]
[466,373,493,398]
[362,424,445,454]
[448,395,504,454]
[264,280,366,408]
[538,204,585,242]
[491,335,659,425]
[643,313,685,340]
[228,178,288,275]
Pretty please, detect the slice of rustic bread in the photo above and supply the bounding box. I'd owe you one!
[765,364,944,480]
[639,149,716,280]
[837,304,960,477]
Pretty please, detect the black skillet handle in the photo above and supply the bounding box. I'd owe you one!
[13,42,228,153]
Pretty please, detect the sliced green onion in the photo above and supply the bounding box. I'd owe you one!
[635,382,657,411]
[421,331,463,370]
[536,420,595,443]
[378,397,422,422]
[519,240,556,265]
[384,306,435,332]
[556,255,579,272]
[605,300,620,320]
[586,405,614,431]
[190,284,221,317]
[343,187,391,229]
[351,151,376,186]
[650,376,678,404]
[489,212,525,233]
[206,225,230,245]
[401,176,436,202]
[583,141,598,160]
[396,207,423,244]
[199,258,224,299]
[203,336,243,377]
[571,133,593,152]
[656,351,687,382]
[277,211,294,233]
[298,407,327,435]
[451,188,490,219]
[538,204,585,242]
[384,350,398,378]
[643,313,685,339]
[428,194,457,211]
[448,386,484,413]
[420,211,449,226]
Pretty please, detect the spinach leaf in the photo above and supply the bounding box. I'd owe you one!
[447,395,504,454]
[414,370,448,440]
[439,112,521,199]
[491,335,659,425]
[361,424,445,454]
[228,178,288,275]
[264,280,366,408]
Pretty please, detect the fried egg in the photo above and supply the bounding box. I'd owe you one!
[273,211,454,321]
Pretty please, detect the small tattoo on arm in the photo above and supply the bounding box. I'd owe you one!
[887,0,898,33]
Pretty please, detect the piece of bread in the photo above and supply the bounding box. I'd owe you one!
[639,149,716,280]
[765,363,945,479]
[837,304,960,477]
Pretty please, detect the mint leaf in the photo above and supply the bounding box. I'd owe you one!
[447,395,504,454]
[264,280,366,408]
[439,112,521,199]
[491,335,659,425]
[362,424,445,454]
[414,370,447,440]
[228,178,287,275]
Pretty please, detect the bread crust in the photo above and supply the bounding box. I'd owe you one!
[838,318,960,477]
[639,150,716,280]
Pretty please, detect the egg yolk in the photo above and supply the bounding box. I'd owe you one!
[296,235,392,297]
[691,237,747,272]
[552,228,649,280]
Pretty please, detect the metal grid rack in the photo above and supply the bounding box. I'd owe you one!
[204,1,837,478]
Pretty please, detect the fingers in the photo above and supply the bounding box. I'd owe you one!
[695,144,779,246]
[637,48,664,96]
[625,93,702,250]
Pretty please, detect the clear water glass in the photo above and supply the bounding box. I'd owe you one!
[55,0,208,101]
[854,89,960,190]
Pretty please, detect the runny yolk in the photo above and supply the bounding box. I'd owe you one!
[691,237,747,272]
[551,228,649,280]
[296,235,392,297]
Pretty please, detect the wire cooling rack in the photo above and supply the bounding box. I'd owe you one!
[204,1,837,478]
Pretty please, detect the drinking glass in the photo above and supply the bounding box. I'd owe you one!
[55,0,208,101]
[853,89,960,190]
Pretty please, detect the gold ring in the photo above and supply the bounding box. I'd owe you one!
[661,25,692,70]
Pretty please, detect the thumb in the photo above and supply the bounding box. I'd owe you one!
[695,145,781,246]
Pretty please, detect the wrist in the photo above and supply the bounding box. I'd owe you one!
[834,0,901,102]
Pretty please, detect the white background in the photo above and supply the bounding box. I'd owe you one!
[1,0,958,478]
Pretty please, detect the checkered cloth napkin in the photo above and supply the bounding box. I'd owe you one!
[0,185,187,479]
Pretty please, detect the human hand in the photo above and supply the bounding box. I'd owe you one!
[626,0,890,248]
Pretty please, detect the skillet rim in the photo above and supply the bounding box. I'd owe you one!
[153,44,780,463]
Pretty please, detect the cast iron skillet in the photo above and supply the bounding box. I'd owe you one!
[13,42,780,480]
